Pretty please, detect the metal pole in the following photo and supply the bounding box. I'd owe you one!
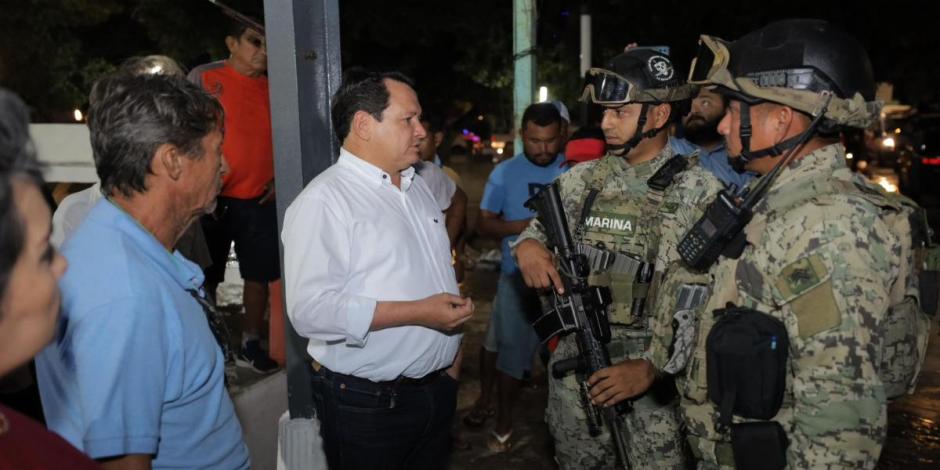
[579,2,591,127]
[579,4,591,78]
[263,0,342,420]
[513,0,536,151]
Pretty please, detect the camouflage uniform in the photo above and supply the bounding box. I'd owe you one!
[515,144,723,469]
[669,144,927,469]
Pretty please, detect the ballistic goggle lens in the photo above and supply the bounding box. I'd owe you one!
[688,36,729,85]
[582,68,633,104]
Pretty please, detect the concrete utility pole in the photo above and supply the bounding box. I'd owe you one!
[513,0,536,151]
[264,0,341,467]
[579,2,592,127]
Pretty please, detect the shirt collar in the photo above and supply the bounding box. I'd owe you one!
[630,142,676,178]
[338,148,417,191]
[768,143,848,194]
[89,199,204,291]
[670,136,726,157]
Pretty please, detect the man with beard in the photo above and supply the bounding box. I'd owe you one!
[514,49,723,468]
[473,102,566,452]
[671,87,755,190]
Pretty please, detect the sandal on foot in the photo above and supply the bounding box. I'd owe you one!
[462,406,495,428]
[486,429,513,453]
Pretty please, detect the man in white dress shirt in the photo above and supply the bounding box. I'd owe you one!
[281,70,474,470]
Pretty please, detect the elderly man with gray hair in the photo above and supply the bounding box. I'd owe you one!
[35,73,248,470]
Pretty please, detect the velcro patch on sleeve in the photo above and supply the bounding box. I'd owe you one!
[775,254,841,337]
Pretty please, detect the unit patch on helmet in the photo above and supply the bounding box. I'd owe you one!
[648,55,674,82]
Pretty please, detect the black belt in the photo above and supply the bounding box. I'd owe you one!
[311,360,444,389]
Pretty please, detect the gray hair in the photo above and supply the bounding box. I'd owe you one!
[88,74,223,197]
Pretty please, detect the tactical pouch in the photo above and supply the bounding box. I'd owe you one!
[706,305,789,425]
[919,269,940,317]
[920,245,940,317]
[730,421,788,470]
[608,271,642,324]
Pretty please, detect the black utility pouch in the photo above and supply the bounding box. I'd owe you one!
[706,305,789,424]
[731,421,788,469]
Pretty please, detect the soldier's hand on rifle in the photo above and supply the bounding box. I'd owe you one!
[515,239,565,294]
[587,358,655,407]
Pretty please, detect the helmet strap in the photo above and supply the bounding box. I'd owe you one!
[608,103,669,155]
[732,101,808,173]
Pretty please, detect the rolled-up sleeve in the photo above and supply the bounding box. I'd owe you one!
[282,192,375,346]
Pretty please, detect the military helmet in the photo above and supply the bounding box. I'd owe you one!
[582,48,694,105]
[689,19,879,129]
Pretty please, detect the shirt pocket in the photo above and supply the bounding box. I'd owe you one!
[422,214,453,268]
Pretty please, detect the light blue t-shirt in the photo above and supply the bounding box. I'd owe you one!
[481,153,567,273]
[35,199,248,469]
[670,136,755,192]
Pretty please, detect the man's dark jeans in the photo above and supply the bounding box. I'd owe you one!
[310,365,458,470]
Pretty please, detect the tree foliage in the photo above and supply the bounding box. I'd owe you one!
[1,0,938,125]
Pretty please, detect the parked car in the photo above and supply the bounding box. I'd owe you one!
[899,113,940,201]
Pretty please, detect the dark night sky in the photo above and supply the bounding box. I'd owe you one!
[2,0,938,124]
[337,0,940,128]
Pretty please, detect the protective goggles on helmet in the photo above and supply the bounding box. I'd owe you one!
[580,68,635,105]
[688,35,732,86]
[581,67,694,105]
[687,34,879,128]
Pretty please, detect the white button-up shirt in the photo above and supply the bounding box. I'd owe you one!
[282,148,461,381]
[414,160,456,211]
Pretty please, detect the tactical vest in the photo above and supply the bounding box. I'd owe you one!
[677,173,935,405]
[576,154,690,326]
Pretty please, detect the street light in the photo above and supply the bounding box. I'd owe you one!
[538,86,548,103]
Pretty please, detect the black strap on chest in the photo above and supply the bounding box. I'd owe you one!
[574,189,600,244]
[647,155,688,191]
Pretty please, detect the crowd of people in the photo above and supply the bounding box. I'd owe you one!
[0,10,935,470]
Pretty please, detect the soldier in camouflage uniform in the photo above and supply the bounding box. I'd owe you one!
[513,49,724,469]
[654,19,934,469]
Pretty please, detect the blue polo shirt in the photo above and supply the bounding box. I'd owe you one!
[670,136,755,192]
[481,152,567,274]
[35,199,248,469]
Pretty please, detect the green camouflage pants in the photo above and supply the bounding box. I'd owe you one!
[546,327,687,470]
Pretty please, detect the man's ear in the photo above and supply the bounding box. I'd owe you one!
[225,36,238,54]
[775,105,795,132]
[155,144,184,181]
[650,103,672,129]
[351,110,374,141]
[433,131,444,148]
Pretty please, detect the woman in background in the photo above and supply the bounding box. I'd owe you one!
[0,87,97,469]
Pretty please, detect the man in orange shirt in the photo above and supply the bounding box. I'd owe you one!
[189,16,278,373]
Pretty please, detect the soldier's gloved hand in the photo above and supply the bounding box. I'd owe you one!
[587,358,655,407]
[515,239,564,293]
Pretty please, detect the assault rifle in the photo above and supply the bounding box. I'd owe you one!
[524,182,632,470]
